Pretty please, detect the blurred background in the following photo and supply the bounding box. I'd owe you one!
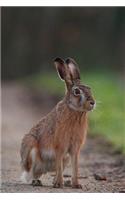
[2,7,125,79]
[2,7,125,152]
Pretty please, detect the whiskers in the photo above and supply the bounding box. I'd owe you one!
[96,100,102,104]
[92,100,102,111]
[92,100,103,116]
[90,99,103,130]
[90,100,102,112]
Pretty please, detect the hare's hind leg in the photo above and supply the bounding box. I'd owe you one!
[29,148,43,186]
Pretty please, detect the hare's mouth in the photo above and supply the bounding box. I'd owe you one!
[87,102,96,111]
[87,107,94,111]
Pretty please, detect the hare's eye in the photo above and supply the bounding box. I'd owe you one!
[73,88,81,96]
[86,96,91,101]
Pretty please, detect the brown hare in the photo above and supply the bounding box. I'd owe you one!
[20,57,95,188]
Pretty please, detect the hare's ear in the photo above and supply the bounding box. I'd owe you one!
[65,57,80,84]
[54,57,66,81]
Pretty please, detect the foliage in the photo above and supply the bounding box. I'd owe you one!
[84,72,125,152]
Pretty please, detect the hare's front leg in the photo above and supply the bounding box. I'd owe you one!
[71,152,82,189]
[53,153,64,188]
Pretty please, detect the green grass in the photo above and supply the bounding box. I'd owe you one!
[83,72,125,152]
[22,70,125,152]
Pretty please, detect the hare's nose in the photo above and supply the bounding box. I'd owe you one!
[90,101,95,106]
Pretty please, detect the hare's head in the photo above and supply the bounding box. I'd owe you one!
[54,57,95,112]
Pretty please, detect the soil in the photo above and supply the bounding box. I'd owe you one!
[1,83,125,193]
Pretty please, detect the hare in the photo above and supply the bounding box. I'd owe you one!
[20,57,95,188]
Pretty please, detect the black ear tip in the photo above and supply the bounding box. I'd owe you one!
[65,57,75,64]
[54,57,64,64]
[65,58,70,64]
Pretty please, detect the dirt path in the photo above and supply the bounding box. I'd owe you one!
[1,83,125,193]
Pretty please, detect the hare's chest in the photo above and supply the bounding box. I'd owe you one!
[67,124,87,149]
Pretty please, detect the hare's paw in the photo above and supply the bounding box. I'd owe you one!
[53,180,63,188]
[32,179,42,186]
[64,180,71,187]
[72,183,83,189]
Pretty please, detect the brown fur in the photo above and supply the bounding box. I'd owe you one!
[20,57,95,188]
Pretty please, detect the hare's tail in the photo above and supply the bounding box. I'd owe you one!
[20,134,38,183]
[20,170,32,183]
[20,143,32,183]
[20,142,31,171]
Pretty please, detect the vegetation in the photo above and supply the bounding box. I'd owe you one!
[23,70,125,152]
